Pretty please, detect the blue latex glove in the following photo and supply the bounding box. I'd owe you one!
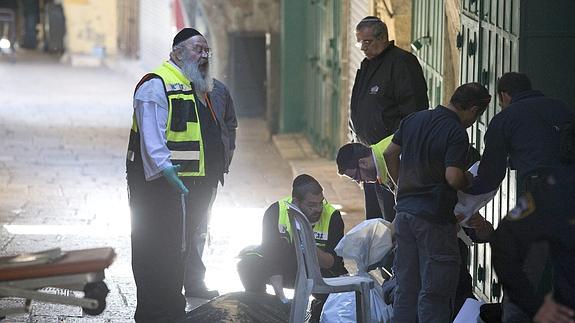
[162,165,189,195]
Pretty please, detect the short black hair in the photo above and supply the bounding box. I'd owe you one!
[497,72,532,97]
[356,16,388,40]
[450,82,491,114]
[292,174,323,201]
[336,143,371,175]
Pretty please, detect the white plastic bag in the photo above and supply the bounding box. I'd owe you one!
[334,218,394,274]
[320,278,391,323]
[320,219,395,322]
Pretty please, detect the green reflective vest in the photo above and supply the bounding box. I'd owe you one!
[277,196,337,248]
[370,134,394,184]
[128,62,205,177]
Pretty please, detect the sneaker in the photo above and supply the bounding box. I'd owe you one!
[184,288,220,299]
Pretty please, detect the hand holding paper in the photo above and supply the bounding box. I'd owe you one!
[454,161,497,228]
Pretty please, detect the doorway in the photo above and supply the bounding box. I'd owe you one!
[228,33,266,118]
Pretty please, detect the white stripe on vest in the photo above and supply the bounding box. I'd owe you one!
[170,150,200,160]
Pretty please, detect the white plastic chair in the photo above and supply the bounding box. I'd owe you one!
[286,203,374,323]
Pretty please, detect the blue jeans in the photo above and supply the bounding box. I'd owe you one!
[392,212,460,323]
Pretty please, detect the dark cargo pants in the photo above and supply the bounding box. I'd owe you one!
[128,166,217,323]
[392,212,460,323]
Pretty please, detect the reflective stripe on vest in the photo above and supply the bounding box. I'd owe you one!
[370,134,394,184]
[277,196,336,248]
[128,62,205,177]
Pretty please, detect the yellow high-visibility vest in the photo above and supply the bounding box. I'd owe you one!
[128,62,205,176]
[277,196,336,248]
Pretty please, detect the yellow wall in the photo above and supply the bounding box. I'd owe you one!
[371,0,413,51]
[62,0,117,56]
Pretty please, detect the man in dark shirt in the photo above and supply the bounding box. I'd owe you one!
[236,174,347,323]
[350,16,428,221]
[471,72,575,322]
[183,78,235,300]
[384,82,490,322]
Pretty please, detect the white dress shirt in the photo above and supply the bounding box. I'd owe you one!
[133,76,172,181]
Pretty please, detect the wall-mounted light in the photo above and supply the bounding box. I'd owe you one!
[411,36,431,51]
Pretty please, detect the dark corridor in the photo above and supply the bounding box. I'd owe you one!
[228,33,266,118]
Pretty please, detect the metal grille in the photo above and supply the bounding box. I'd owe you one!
[412,0,443,107]
[460,0,520,302]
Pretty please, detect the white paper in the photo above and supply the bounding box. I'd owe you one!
[454,161,497,228]
[453,298,484,323]
[454,190,497,228]
[468,161,480,177]
[457,227,474,247]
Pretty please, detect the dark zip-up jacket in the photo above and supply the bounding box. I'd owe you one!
[350,41,429,145]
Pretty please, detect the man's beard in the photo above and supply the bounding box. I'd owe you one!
[181,58,213,93]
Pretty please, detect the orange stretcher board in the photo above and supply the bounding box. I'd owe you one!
[0,247,116,319]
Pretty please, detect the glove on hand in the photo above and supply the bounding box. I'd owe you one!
[162,165,189,195]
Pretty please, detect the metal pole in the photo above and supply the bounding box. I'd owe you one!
[181,193,186,253]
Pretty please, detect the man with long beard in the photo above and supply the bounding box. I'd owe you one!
[126,28,236,322]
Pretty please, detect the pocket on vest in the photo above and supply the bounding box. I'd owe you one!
[170,99,196,132]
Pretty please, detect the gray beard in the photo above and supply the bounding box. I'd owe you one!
[181,59,213,93]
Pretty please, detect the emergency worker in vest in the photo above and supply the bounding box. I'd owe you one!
[470,72,575,322]
[350,16,429,221]
[336,134,395,220]
[126,28,236,322]
[236,174,347,323]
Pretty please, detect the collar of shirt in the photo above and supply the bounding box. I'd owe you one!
[168,59,183,73]
[511,90,544,104]
[367,40,396,64]
[436,105,461,122]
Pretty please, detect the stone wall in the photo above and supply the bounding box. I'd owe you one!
[372,0,413,51]
[443,0,461,104]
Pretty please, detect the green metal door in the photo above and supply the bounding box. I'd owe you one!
[303,0,342,157]
[412,0,443,107]
[460,0,520,302]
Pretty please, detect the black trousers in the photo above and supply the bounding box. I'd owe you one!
[363,182,396,221]
[237,253,328,322]
[128,167,216,323]
[183,184,217,292]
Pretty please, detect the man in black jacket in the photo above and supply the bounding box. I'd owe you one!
[471,72,575,322]
[350,16,428,221]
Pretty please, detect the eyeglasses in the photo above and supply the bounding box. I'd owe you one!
[191,46,212,58]
[355,39,374,49]
[302,198,326,210]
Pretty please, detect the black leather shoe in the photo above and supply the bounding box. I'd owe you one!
[184,288,220,299]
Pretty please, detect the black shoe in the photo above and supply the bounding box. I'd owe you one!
[184,288,220,299]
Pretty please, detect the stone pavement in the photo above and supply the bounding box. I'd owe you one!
[0,52,365,322]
